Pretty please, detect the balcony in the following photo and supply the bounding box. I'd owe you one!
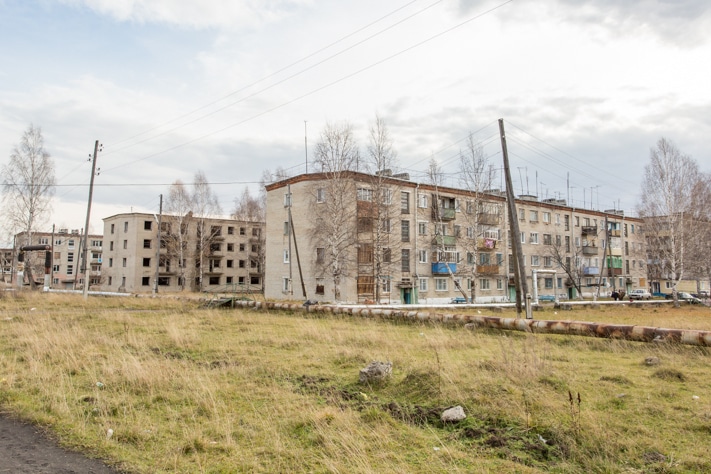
[581,245,599,256]
[432,207,456,221]
[357,200,375,217]
[432,262,456,274]
[583,266,599,276]
[477,238,497,251]
[608,268,623,276]
[609,247,622,256]
[432,235,457,246]
[477,264,500,275]
[581,226,597,236]
[609,229,621,237]
[479,213,499,226]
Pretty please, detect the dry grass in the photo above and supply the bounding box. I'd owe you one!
[1,292,711,473]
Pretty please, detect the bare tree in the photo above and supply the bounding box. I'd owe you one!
[1,125,55,288]
[360,115,398,302]
[458,133,498,302]
[638,138,700,306]
[310,122,359,301]
[192,171,222,292]
[545,235,585,299]
[231,187,263,222]
[163,180,192,290]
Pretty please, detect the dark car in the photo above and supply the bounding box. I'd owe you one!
[666,292,702,304]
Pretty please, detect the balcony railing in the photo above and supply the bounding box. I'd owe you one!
[477,264,500,275]
[477,238,497,250]
[581,226,598,235]
[432,207,456,221]
[582,245,599,256]
[432,235,457,246]
[432,262,456,274]
[583,266,599,276]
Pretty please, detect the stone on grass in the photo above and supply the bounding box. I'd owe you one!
[645,356,660,366]
[359,361,392,384]
[441,405,466,423]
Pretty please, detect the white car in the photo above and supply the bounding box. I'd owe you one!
[629,289,652,300]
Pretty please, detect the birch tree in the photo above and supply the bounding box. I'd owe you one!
[458,133,498,302]
[192,171,222,291]
[1,125,55,288]
[310,122,359,301]
[163,179,192,290]
[637,138,700,306]
[362,115,398,302]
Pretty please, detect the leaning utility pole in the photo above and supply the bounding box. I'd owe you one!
[82,140,100,300]
[499,119,530,318]
[153,194,163,296]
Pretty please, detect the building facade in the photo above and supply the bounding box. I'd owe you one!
[265,172,647,304]
[101,213,264,294]
[12,229,103,289]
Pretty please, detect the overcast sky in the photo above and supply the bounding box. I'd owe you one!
[1,0,709,235]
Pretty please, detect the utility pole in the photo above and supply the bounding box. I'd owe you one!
[82,140,100,300]
[304,120,308,174]
[499,119,530,319]
[153,194,163,296]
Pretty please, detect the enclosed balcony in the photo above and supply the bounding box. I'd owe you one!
[432,235,457,246]
[432,206,456,221]
[582,245,598,256]
[581,226,597,236]
[477,264,500,275]
[583,266,599,276]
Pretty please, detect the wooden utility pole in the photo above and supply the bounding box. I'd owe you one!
[499,119,530,318]
[153,194,163,296]
[82,140,100,300]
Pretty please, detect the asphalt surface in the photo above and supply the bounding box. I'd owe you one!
[0,414,122,473]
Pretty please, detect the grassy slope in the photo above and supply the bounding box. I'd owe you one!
[0,293,710,473]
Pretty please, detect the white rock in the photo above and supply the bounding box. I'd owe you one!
[441,405,466,422]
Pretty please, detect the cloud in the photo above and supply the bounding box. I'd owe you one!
[58,0,313,29]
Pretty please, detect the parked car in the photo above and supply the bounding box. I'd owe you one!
[628,289,652,300]
[665,292,702,304]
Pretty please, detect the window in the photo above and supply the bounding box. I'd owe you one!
[226,260,234,268]
[530,233,539,244]
[401,191,410,213]
[67,252,74,263]
[381,218,392,233]
[251,276,261,286]
[109,258,113,267]
[419,250,428,263]
[283,277,290,292]
[497,279,503,290]
[144,221,152,230]
[226,276,233,284]
[284,193,292,206]
[122,258,127,267]
[228,226,235,235]
[67,265,73,275]
[575,216,580,227]
[520,232,525,244]
[52,264,60,272]
[239,243,245,251]
[239,260,245,268]
[519,208,525,221]
[381,276,391,293]
[418,193,428,208]
[315,279,325,295]
[227,243,234,251]
[283,221,290,236]
[419,278,428,292]
[401,249,410,272]
[143,239,151,249]
[435,278,448,291]
[418,221,428,235]
[544,256,553,267]
[109,241,114,251]
[209,276,220,285]
[480,278,490,290]
[123,240,127,249]
[108,276,112,286]
[466,227,475,239]
[68,239,75,249]
[358,245,373,264]
[283,250,289,263]
[110,224,115,234]
[38,237,48,245]
[54,239,62,246]
[238,276,245,285]
[316,247,325,264]
[240,227,246,235]
[544,278,553,289]
[143,257,151,267]
[543,212,551,223]
[357,188,373,201]
[401,220,410,242]
[383,248,391,263]
[543,234,552,245]
[529,210,538,222]
[382,189,392,205]
[142,277,150,286]
[531,255,540,266]
[316,188,326,202]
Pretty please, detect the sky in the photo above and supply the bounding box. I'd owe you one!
[1,0,710,237]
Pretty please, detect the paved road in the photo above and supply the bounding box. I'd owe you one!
[0,414,122,473]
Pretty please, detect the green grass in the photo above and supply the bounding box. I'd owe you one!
[1,292,710,473]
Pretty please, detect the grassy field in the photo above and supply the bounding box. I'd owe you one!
[1,293,711,473]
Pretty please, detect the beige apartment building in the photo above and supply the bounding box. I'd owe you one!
[264,171,646,304]
[10,229,103,289]
[101,213,264,294]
